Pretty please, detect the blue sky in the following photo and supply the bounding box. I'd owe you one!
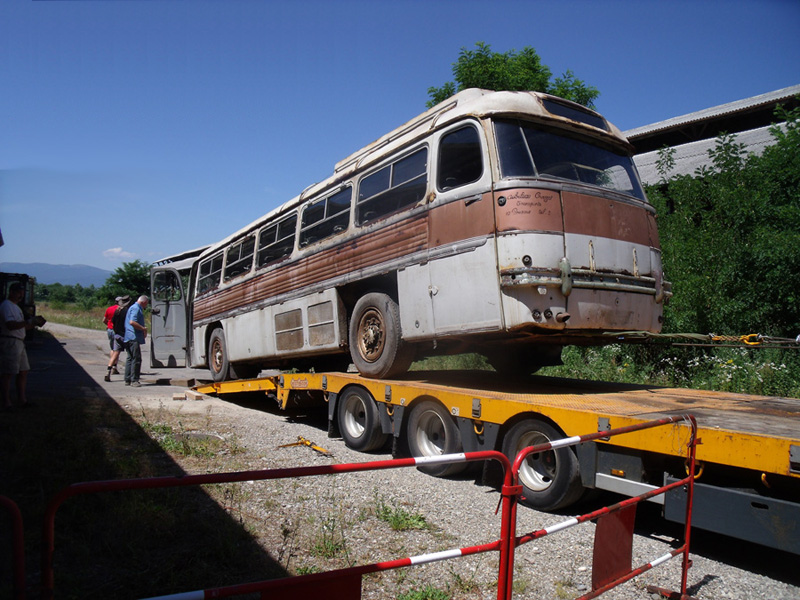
[1,0,798,272]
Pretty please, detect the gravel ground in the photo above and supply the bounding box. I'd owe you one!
[35,323,800,599]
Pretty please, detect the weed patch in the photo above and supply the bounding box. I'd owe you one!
[376,495,431,531]
[397,584,451,600]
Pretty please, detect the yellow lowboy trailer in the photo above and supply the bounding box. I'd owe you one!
[196,371,800,554]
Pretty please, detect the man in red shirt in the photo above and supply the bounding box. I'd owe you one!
[102,295,129,379]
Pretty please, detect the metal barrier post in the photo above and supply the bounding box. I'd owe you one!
[1,495,25,600]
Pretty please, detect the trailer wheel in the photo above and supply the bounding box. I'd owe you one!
[209,328,231,382]
[349,292,413,379]
[407,400,465,477]
[502,419,583,511]
[337,387,388,452]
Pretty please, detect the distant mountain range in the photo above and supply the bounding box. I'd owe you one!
[0,262,112,287]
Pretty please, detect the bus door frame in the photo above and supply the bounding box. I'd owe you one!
[150,262,193,368]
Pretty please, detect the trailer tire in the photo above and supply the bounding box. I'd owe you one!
[349,292,413,379]
[209,328,231,382]
[502,418,583,511]
[337,387,389,452]
[407,400,465,477]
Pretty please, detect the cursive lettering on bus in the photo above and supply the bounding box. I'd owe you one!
[507,191,532,201]
[503,190,559,217]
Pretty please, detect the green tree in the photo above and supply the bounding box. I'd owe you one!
[427,42,599,108]
[97,259,151,305]
[646,103,800,338]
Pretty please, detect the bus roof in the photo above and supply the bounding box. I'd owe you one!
[197,89,630,260]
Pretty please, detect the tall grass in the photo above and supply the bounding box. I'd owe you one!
[540,344,800,398]
[38,301,108,330]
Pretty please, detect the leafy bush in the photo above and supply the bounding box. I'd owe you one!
[647,103,800,339]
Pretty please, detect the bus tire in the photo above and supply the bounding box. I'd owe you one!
[337,387,388,452]
[502,418,583,511]
[407,400,465,477]
[349,292,413,379]
[208,328,231,382]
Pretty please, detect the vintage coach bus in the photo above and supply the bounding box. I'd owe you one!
[150,89,671,381]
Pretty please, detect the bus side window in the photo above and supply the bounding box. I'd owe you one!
[197,254,223,295]
[224,236,256,282]
[357,147,427,226]
[299,187,351,247]
[258,214,297,268]
[437,126,483,191]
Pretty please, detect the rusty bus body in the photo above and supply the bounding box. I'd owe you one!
[151,89,670,380]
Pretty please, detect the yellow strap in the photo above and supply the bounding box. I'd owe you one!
[278,436,332,456]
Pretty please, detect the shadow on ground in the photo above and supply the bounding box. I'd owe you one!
[0,331,287,599]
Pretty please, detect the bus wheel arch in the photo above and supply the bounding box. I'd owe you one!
[501,414,584,511]
[336,385,389,452]
[406,397,465,478]
[348,291,414,378]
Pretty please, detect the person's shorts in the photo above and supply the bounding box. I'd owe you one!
[107,328,115,350]
[112,334,126,353]
[0,337,30,375]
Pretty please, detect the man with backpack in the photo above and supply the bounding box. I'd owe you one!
[104,295,131,382]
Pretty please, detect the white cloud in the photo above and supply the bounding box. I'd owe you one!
[103,247,137,260]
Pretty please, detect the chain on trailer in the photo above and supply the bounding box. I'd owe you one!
[606,330,800,349]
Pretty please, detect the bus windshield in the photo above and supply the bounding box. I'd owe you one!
[495,119,646,202]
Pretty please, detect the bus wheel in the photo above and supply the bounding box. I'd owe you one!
[337,387,388,452]
[407,400,465,477]
[349,293,413,378]
[209,329,231,382]
[502,419,583,511]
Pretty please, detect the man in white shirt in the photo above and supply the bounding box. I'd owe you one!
[1,283,45,409]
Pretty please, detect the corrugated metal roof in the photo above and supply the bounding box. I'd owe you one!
[625,84,800,140]
[633,122,785,186]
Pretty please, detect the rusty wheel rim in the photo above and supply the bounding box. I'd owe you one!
[211,338,224,375]
[357,307,385,364]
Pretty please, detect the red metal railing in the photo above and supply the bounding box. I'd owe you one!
[507,414,699,600]
[40,451,517,600]
[1,495,25,600]
[28,413,697,600]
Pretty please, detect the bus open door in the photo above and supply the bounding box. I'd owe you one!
[150,263,192,368]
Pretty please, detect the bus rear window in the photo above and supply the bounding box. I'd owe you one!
[541,98,608,131]
[495,120,646,202]
[437,125,483,191]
